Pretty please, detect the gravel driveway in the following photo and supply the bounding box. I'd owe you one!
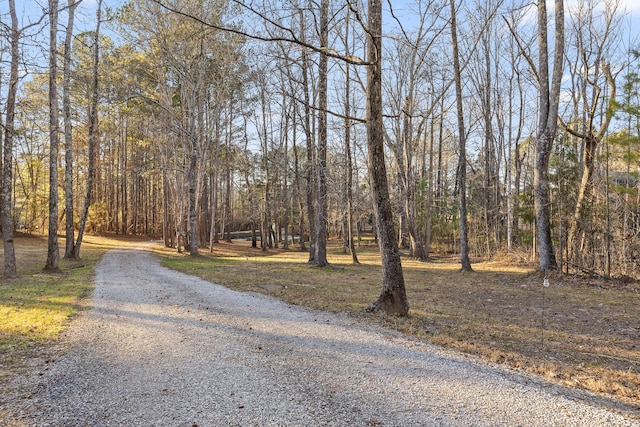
[2,245,638,426]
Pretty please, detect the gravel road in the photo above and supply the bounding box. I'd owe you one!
[2,245,638,426]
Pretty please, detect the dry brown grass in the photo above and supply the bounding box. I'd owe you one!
[159,239,640,414]
[2,235,637,416]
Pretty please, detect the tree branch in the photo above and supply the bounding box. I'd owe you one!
[502,15,540,85]
[149,0,370,66]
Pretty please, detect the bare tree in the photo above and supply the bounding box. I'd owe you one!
[385,0,444,262]
[44,0,61,272]
[342,7,359,264]
[298,7,316,263]
[561,0,621,269]
[1,0,20,278]
[503,8,529,251]
[365,0,409,315]
[449,0,472,271]
[63,0,80,259]
[314,0,329,266]
[145,0,409,313]
[74,0,102,258]
[534,0,564,272]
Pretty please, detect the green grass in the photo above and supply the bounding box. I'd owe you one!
[0,267,91,342]
[0,235,129,381]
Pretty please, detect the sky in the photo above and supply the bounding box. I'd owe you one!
[12,0,640,31]
[5,0,640,81]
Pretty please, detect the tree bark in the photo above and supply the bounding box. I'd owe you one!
[299,9,316,263]
[63,0,78,259]
[344,10,359,265]
[366,0,409,316]
[45,0,61,272]
[534,0,563,272]
[188,140,199,254]
[449,0,472,272]
[74,0,102,259]
[2,0,19,278]
[313,0,329,267]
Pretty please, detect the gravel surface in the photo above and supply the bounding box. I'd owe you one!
[2,244,638,426]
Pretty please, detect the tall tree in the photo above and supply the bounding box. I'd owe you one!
[299,7,316,263]
[314,0,329,266]
[44,0,61,272]
[343,8,358,264]
[2,0,20,278]
[385,0,443,262]
[365,0,409,316]
[534,0,564,272]
[449,0,472,271]
[503,8,528,251]
[74,0,102,258]
[63,0,79,259]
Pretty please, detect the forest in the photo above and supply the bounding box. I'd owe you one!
[1,0,639,313]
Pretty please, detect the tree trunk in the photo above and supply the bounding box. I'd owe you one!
[259,79,270,252]
[344,12,359,264]
[2,0,19,278]
[45,0,61,272]
[74,0,102,259]
[568,136,596,251]
[402,96,426,261]
[535,0,563,272]
[566,62,616,262]
[292,102,306,251]
[300,9,316,263]
[282,93,290,250]
[188,141,199,255]
[449,0,472,272]
[313,0,329,267]
[63,0,78,259]
[224,112,233,244]
[366,0,409,316]
[209,171,216,251]
[121,124,128,235]
[211,115,221,246]
[425,116,434,259]
[534,133,557,270]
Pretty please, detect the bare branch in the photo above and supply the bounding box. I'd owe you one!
[287,92,366,124]
[149,0,370,66]
[502,15,540,85]
[386,0,411,44]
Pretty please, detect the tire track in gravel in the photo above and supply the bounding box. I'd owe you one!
[4,244,638,426]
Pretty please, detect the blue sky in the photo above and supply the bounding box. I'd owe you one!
[7,0,640,82]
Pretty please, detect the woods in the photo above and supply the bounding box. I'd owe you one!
[2,0,640,308]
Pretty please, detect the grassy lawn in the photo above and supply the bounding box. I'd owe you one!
[1,235,637,415]
[0,235,133,383]
[158,239,640,411]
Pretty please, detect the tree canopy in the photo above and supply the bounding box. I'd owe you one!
[2,0,640,304]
